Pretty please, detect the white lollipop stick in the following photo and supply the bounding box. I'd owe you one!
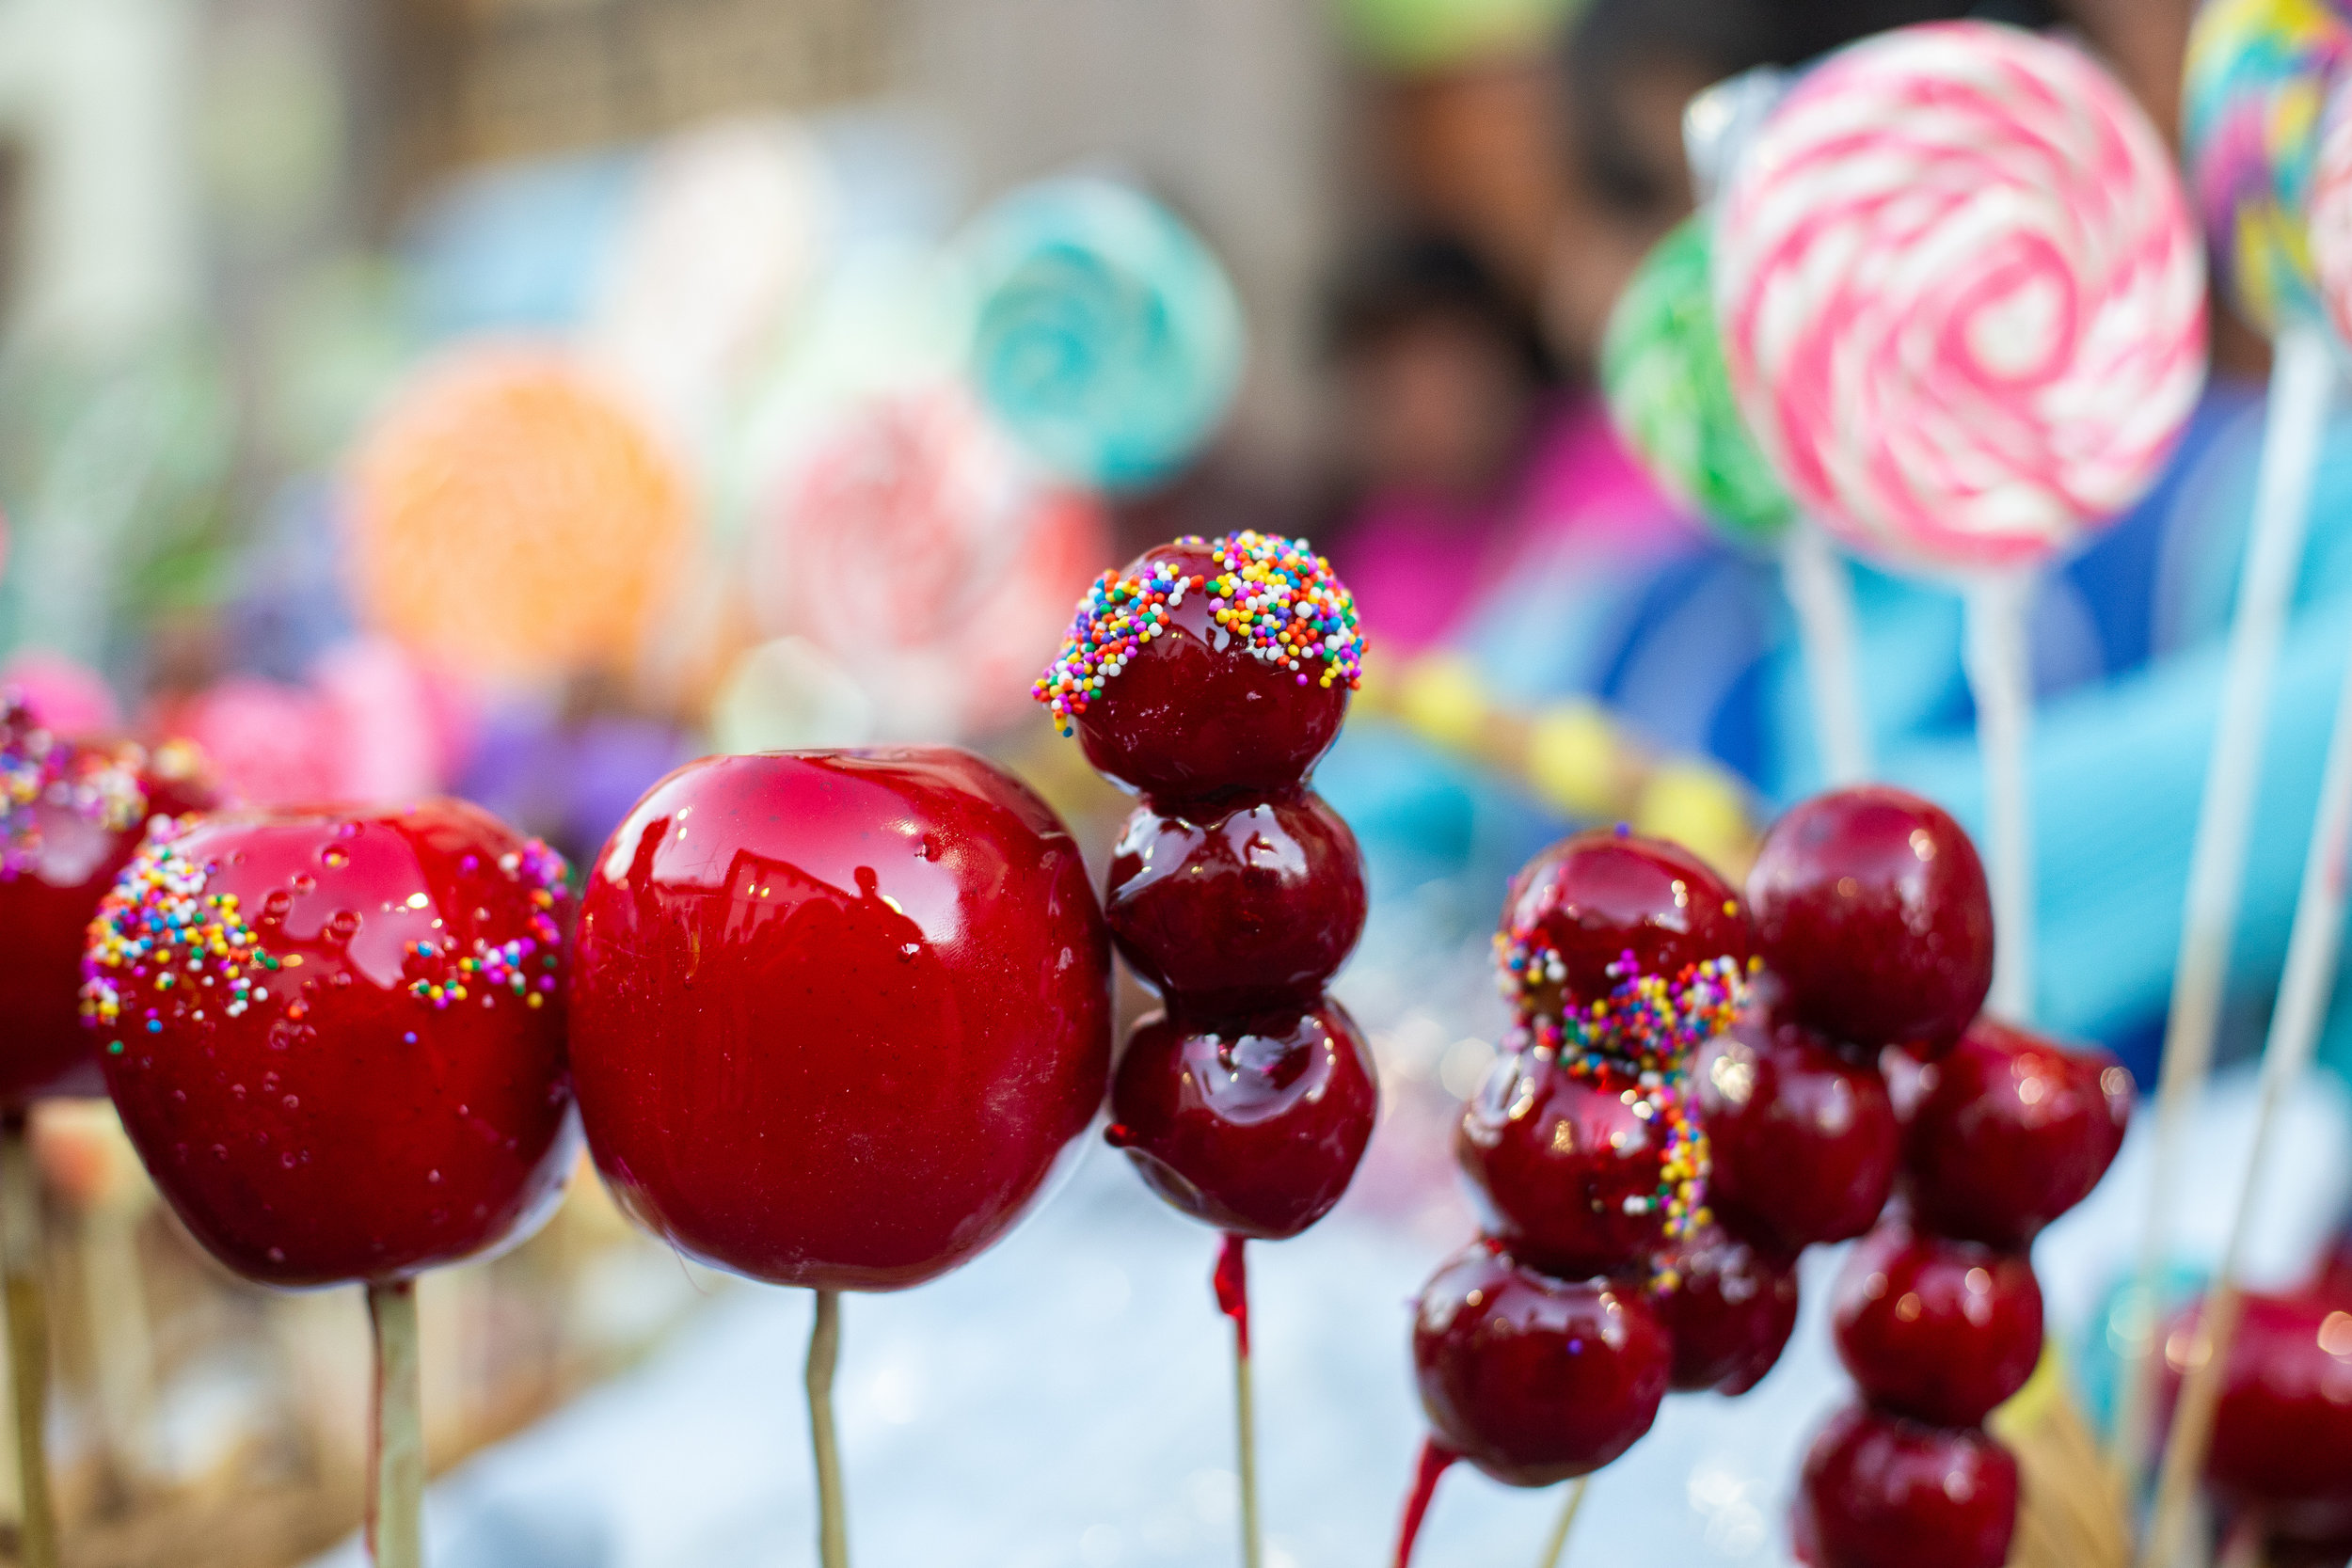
[1963,570,2038,1022]
[2115,324,2338,1489]
[2137,604,2352,1568]
[1781,521,1873,786]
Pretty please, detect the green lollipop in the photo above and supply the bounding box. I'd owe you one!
[1601,214,1794,548]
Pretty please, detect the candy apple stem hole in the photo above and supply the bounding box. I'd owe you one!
[0,1113,56,1568]
[366,1279,423,1568]
[807,1287,849,1568]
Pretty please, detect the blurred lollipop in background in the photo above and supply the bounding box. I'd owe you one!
[345,346,695,685]
[751,383,1107,739]
[2118,0,2352,1496]
[1601,214,1870,784]
[1715,21,2208,1022]
[952,175,1246,493]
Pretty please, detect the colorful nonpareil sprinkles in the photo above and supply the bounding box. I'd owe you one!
[1497,944,1753,1074]
[82,819,278,1039]
[405,839,569,1011]
[0,693,149,876]
[1033,531,1365,734]
[1543,1050,1710,1260]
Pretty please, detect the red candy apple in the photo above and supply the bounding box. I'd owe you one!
[1036,534,1362,805]
[1411,1242,1671,1486]
[87,801,573,1287]
[1106,1002,1376,1239]
[1455,1048,1700,1277]
[1699,1019,1899,1252]
[1830,1221,2042,1427]
[1901,1016,2132,1247]
[1795,1402,2019,1568]
[2162,1291,2352,1534]
[1746,786,1994,1053]
[1654,1221,1802,1395]
[569,749,1112,1291]
[1498,829,1749,1021]
[1104,791,1366,1014]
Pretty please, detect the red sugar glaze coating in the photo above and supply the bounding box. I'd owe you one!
[1794,1403,2019,1568]
[1499,830,1748,1019]
[2161,1291,2352,1529]
[1104,790,1366,1014]
[1746,786,1994,1053]
[1698,1018,1899,1253]
[1410,1242,1671,1487]
[1455,1049,1680,1277]
[1654,1221,1802,1395]
[1106,1001,1377,1241]
[1070,541,1348,806]
[93,801,571,1288]
[1901,1016,2131,1248]
[569,749,1112,1292]
[1830,1221,2042,1428]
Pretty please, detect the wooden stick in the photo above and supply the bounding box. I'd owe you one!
[2117,325,2337,1491]
[1781,523,1873,786]
[2138,616,2352,1568]
[366,1280,423,1568]
[1534,1477,1591,1568]
[1,1114,56,1568]
[806,1288,848,1568]
[1214,1234,1261,1568]
[1963,570,2038,1021]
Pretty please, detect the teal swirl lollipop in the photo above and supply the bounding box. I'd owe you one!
[1599,214,1795,548]
[953,176,1246,494]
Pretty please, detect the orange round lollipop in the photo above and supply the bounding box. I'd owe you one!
[346,347,694,680]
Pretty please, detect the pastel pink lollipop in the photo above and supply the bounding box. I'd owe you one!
[2312,76,2352,347]
[1714,21,2207,576]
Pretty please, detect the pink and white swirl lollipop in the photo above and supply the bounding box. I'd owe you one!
[1714,21,2208,577]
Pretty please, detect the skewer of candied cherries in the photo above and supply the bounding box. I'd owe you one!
[1395,828,1756,1564]
[1039,531,1374,1568]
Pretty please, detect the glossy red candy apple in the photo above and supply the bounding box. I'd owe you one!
[1901,1016,2132,1247]
[1104,790,1367,1013]
[1830,1221,2042,1427]
[1746,786,1994,1053]
[2161,1291,2352,1531]
[0,709,219,1108]
[1794,1402,2019,1568]
[1698,1019,1899,1252]
[87,801,572,1287]
[1106,1002,1376,1240]
[1455,1048,1699,1276]
[1498,829,1749,1022]
[570,749,1112,1291]
[1411,1242,1672,1486]
[1036,534,1362,806]
[1654,1221,1802,1395]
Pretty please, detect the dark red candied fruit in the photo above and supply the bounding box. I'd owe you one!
[1498,829,1749,1019]
[1106,1001,1377,1241]
[2159,1291,2352,1529]
[1698,1018,1899,1252]
[1411,1242,1672,1487]
[1455,1048,1691,1276]
[1901,1016,2131,1247]
[570,749,1113,1291]
[1830,1220,2042,1427]
[1746,786,1994,1053]
[1104,790,1366,1014]
[1063,539,1350,805]
[1653,1221,1802,1395]
[1794,1402,2019,1568]
[91,800,572,1288]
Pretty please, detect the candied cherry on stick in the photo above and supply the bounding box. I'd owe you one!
[1698,1017,1899,1252]
[1496,828,1751,1023]
[1034,532,1365,804]
[1900,1015,2132,1247]
[1829,1220,2042,1428]
[1745,785,1994,1053]
[2159,1291,2352,1535]
[1653,1220,1802,1395]
[86,800,574,1568]
[1106,1002,1377,1241]
[1795,1402,2020,1568]
[1454,1045,1710,1278]
[1104,790,1366,1013]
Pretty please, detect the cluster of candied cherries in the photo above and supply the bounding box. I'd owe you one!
[1037,532,1377,1301]
[1395,826,1760,1560]
[1729,786,2129,1568]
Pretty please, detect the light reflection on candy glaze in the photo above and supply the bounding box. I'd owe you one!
[1714,22,2208,574]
